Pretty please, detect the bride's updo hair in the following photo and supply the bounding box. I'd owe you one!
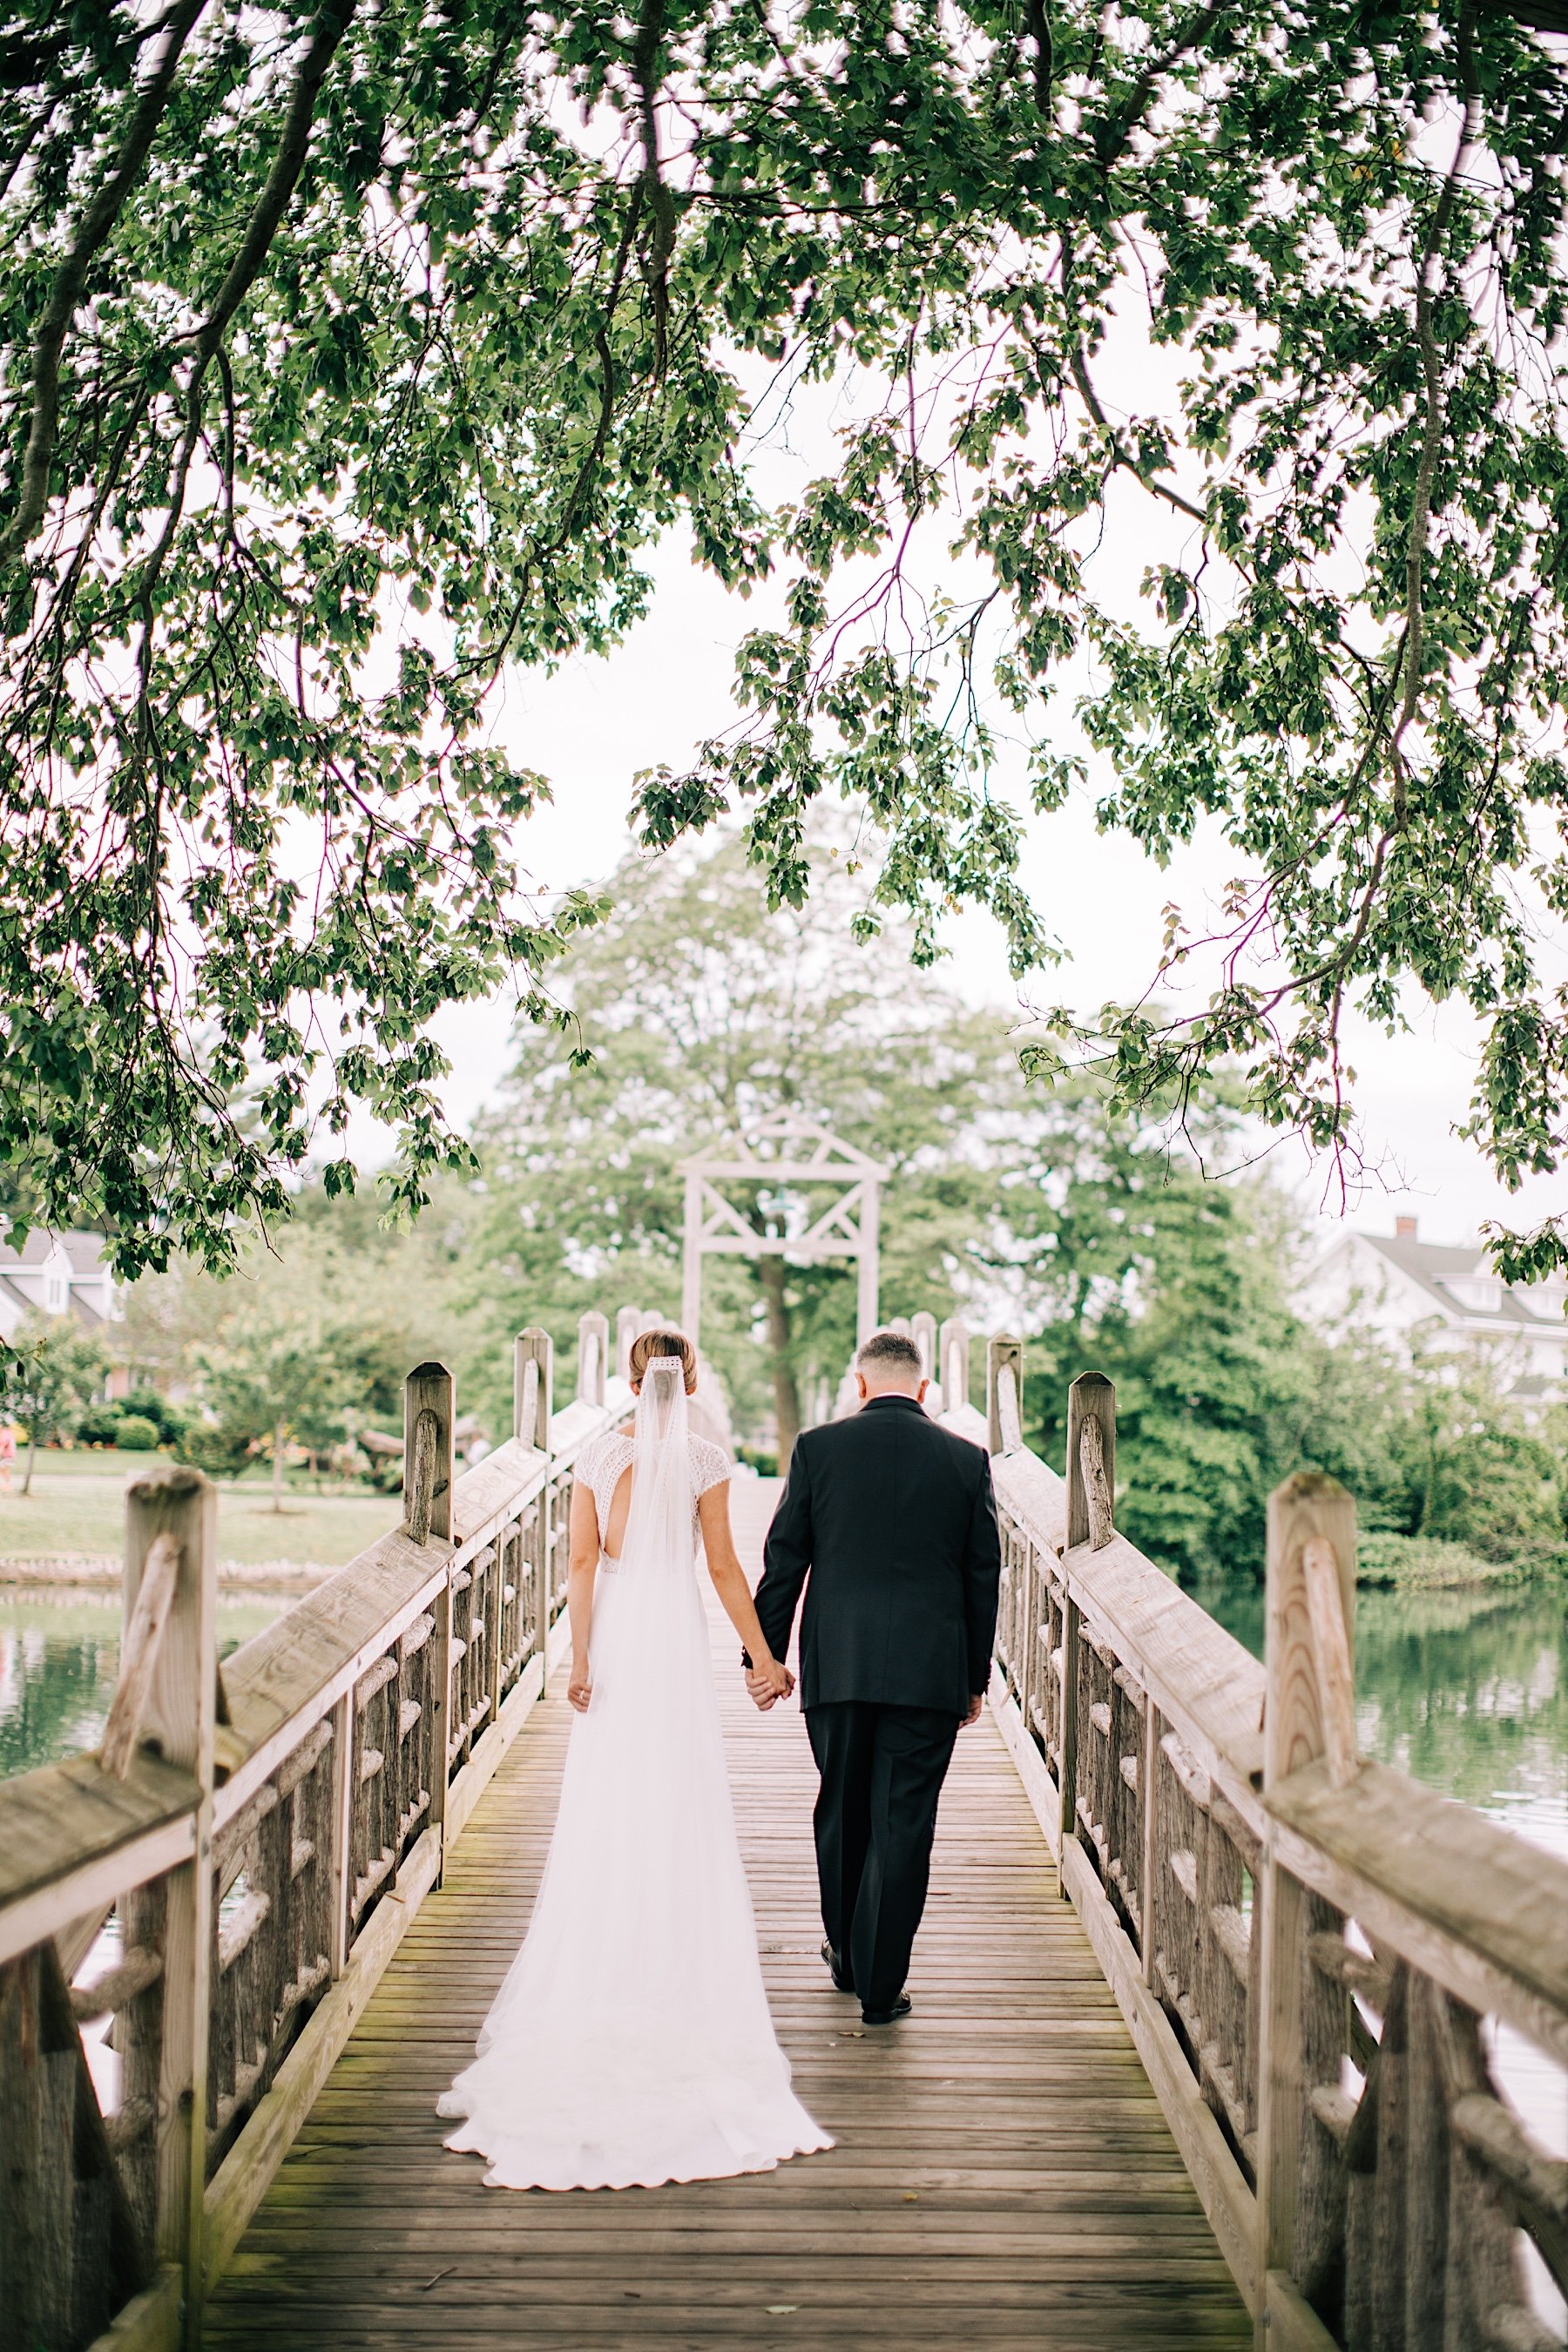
[627,1327,699,1394]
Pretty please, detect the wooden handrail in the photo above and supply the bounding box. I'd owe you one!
[0,1315,639,2352]
[100,1533,182,1779]
[980,1346,1568,2348]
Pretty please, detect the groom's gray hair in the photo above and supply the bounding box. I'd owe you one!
[856,1329,923,1377]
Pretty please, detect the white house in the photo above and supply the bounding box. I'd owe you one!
[0,1228,118,1345]
[1303,1216,1568,1394]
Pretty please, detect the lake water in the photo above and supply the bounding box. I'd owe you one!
[1199,1574,1568,1863]
[0,1591,287,1778]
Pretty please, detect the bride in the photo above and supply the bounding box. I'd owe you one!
[437,1327,832,2191]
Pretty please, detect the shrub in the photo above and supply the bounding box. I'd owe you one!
[1355,1531,1529,1591]
[75,1404,125,1448]
[179,1421,253,1476]
[113,1414,160,1451]
[120,1388,188,1444]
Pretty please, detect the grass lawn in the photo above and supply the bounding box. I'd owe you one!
[0,1451,399,1567]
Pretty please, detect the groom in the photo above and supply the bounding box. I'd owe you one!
[747,1330,1002,2025]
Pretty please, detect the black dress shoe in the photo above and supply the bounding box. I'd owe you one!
[821,1941,855,1995]
[861,1993,912,2026]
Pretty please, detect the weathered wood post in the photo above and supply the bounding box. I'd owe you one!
[1254,1470,1356,2352]
[577,1311,608,1409]
[123,1462,218,2350]
[939,1317,970,1416]
[615,1306,641,1384]
[515,1329,553,1693]
[1060,1375,1115,1865]
[911,1310,937,1394]
[402,1365,455,1882]
[515,1328,552,1453]
[987,1333,1024,1456]
[1065,1372,1115,1554]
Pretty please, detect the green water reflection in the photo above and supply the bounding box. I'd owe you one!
[0,1595,286,1778]
[1200,1576,1568,1850]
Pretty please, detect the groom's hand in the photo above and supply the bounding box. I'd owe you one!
[746,1661,794,1711]
[960,1693,984,1729]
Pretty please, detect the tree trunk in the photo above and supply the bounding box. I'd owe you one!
[271,1416,286,1512]
[756,1256,802,1467]
[22,1430,36,1496]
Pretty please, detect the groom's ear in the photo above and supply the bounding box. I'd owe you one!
[854,1372,868,1402]
[916,1378,929,1404]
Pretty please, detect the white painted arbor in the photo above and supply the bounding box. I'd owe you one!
[679,1114,889,1349]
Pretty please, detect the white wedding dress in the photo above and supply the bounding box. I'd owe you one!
[437,1356,831,2191]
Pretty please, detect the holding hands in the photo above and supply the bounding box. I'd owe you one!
[746,1657,794,1712]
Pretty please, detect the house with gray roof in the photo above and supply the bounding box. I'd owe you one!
[1303,1216,1568,1393]
[0,1228,118,1343]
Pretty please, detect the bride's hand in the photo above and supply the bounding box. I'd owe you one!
[747,1657,794,1709]
[567,1658,592,1712]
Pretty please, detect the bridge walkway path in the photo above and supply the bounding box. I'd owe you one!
[202,1476,1250,2350]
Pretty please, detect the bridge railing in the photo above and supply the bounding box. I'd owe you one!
[0,1311,640,2352]
[975,1345,1568,2352]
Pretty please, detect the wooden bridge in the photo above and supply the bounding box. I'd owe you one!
[3,1308,1565,2352]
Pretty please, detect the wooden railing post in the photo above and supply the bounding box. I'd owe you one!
[938,1317,970,1415]
[987,1333,1024,1456]
[123,1462,218,2349]
[515,1330,554,1695]
[1064,1372,1115,1552]
[577,1311,608,1409]
[1057,1587,1081,1867]
[1254,1470,1356,2350]
[911,1310,937,1392]
[615,1305,641,1383]
[403,1365,455,1878]
[402,1362,454,1548]
[514,1328,552,1452]
[1058,1374,1113,1869]
[326,1692,354,1982]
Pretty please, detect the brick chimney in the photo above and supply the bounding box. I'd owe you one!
[1395,1215,1418,1240]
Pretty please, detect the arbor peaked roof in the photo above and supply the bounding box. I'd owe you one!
[678,1113,888,1181]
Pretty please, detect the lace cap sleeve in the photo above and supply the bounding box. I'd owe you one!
[690,1435,733,1501]
[575,1427,634,1538]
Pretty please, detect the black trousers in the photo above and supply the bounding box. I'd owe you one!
[804,1700,960,2014]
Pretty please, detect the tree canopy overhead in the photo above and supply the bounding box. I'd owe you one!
[3,0,1568,1274]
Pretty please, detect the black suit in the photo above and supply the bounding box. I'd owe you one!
[753,1394,1002,2011]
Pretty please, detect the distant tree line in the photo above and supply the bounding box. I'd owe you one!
[11,828,1565,1580]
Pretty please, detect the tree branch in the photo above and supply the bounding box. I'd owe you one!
[189,0,360,363]
[1068,338,1206,524]
[0,0,209,564]
[1022,0,1053,120]
[630,0,676,382]
[1396,6,1481,763]
[1092,0,1231,172]
[136,0,360,633]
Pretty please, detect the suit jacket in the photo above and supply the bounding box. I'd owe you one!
[754,1394,1003,1716]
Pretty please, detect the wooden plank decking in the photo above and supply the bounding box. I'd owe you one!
[204,1477,1250,2350]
